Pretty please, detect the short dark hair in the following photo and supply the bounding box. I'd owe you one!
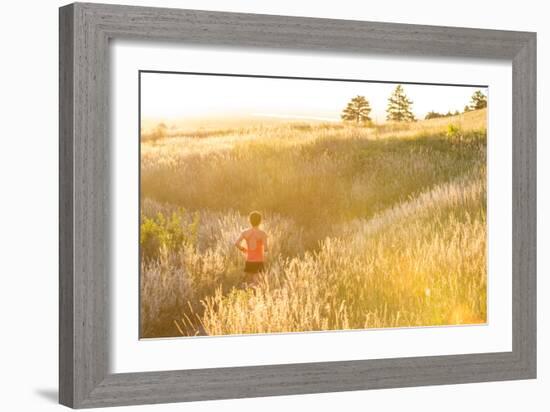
[249,211,262,227]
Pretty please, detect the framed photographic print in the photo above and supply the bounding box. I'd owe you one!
[59,2,536,408]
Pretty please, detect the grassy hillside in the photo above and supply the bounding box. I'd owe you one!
[140,109,487,338]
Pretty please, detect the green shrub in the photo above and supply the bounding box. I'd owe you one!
[140,209,199,261]
[446,124,462,140]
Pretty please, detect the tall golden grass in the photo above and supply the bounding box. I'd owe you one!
[140,109,487,338]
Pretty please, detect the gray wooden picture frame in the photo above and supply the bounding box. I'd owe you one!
[59,2,536,408]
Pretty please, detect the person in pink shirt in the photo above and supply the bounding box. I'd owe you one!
[234,211,268,285]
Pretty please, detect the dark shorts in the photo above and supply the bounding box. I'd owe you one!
[244,261,265,274]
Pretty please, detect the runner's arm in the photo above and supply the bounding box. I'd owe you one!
[234,232,247,253]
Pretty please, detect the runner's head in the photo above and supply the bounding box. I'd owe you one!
[249,211,262,227]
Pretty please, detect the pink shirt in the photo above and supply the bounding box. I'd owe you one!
[241,229,267,262]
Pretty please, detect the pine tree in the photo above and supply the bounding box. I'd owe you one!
[386,85,415,122]
[469,90,487,110]
[341,95,372,124]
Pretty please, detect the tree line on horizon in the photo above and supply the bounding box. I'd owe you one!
[341,85,487,124]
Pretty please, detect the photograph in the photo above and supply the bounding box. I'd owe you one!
[139,71,488,339]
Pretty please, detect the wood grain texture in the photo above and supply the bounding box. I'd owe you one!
[59,2,537,408]
[59,4,74,406]
[512,34,537,374]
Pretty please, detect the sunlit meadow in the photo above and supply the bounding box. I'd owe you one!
[139,106,487,338]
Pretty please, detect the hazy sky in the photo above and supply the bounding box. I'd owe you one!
[141,72,488,123]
